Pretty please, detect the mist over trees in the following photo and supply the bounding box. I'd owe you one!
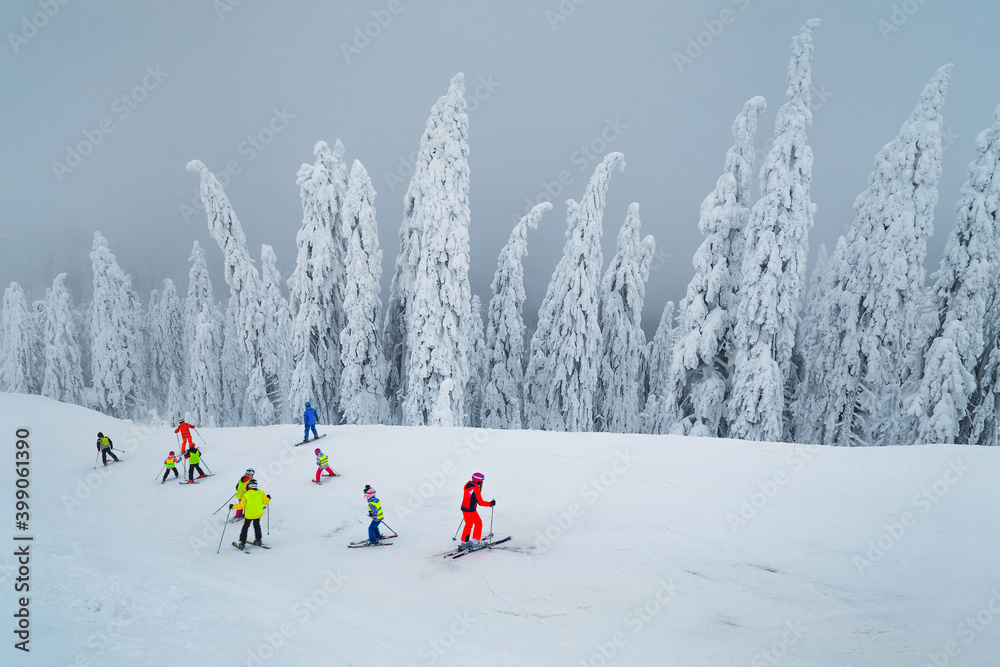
[7,22,1000,445]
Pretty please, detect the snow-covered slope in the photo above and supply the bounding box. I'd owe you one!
[1,393,997,666]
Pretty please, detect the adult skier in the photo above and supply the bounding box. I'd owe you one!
[234,468,254,520]
[161,451,180,483]
[174,419,196,453]
[96,432,119,466]
[314,448,336,484]
[460,472,495,548]
[231,479,270,548]
[183,445,206,481]
[303,401,319,442]
[364,485,385,544]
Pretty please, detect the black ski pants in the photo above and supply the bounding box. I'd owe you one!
[239,517,262,544]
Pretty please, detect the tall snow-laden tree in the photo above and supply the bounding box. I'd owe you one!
[793,65,951,446]
[184,241,223,427]
[595,203,655,433]
[40,273,84,404]
[667,97,765,437]
[729,20,819,442]
[260,244,292,419]
[186,159,278,426]
[481,202,550,430]
[524,152,625,432]
[465,295,486,428]
[146,279,185,412]
[1,282,40,394]
[339,159,391,425]
[90,232,143,418]
[398,73,475,427]
[641,301,676,434]
[288,140,349,423]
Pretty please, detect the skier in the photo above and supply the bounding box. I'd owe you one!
[96,432,120,466]
[364,485,384,544]
[302,401,319,443]
[234,469,254,519]
[314,448,336,483]
[161,451,180,483]
[231,480,270,548]
[460,472,495,548]
[183,445,206,482]
[174,419,196,453]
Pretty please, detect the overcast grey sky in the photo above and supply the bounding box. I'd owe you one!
[3,0,999,333]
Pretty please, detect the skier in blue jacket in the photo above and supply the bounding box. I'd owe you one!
[303,401,319,443]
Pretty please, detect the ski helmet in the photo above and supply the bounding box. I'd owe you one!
[179,419,185,424]
[247,480,258,489]
[169,451,175,456]
[246,468,255,476]
[315,448,321,454]
[97,432,103,438]
[305,401,311,407]
[364,485,375,498]
[471,472,484,484]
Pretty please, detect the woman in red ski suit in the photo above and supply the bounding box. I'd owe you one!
[460,472,495,545]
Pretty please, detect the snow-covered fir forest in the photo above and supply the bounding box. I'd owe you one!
[4,21,1000,447]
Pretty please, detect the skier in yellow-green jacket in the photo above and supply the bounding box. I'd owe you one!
[231,480,270,548]
[183,446,206,482]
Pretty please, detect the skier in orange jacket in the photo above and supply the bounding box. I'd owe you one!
[460,472,495,548]
[174,419,196,453]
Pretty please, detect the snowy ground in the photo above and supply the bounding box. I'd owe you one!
[1,393,998,666]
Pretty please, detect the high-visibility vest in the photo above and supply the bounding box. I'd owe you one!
[316,452,328,468]
[368,498,383,520]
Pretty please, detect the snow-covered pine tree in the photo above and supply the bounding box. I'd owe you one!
[933,106,1000,445]
[1,282,40,394]
[40,273,84,404]
[288,140,349,424]
[90,232,143,419]
[668,97,765,437]
[595,203,655,433]
[640,301,676,434]
[260,244,292,420]
[481,202,550,430]
[339,159,391,425]
[399,73,475,427]
[524,152,625,432]
[792,65,951,446]
[729,20,819,442]
[465,295,486,428]
[186,160,278,426]
[183,241,223,427]
[146,279,185,415]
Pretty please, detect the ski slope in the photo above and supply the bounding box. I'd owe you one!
[1,392,997,666]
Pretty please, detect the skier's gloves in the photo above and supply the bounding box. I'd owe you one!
[229,504,234,509]
[266,495,271,499]
[490,500,496,507]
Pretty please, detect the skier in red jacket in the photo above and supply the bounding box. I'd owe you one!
[460,472,495,548]
[174,419,196,453]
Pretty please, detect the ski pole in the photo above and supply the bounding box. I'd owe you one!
[201,457,213,475]
[213,493,237,515]
[194,428,209,447]
[266,504,270,536]
[489,506,494,537]
[93,451,100,469]
[154,465,165,480]
[452,518,463,541]
[216,507,231,554]
[380,520,397,537]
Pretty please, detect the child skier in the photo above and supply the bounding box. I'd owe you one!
[183,446,206,481]
[231,480,270,548]
[234,469,254,519]
[460,472,495,548]
[314,448,336,483]
[174,419,196,453]
[161,451,180,483]
[364,485,384,544]
[96,432,120,466]
[303,401,318,442]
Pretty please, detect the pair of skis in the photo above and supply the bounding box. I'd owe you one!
[179,474,216,485]
[348,532,398,548]
[442,535,512,559]
[310,472,340,485]
[232,541,271,553]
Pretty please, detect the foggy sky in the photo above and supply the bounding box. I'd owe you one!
[3,0,1000,333]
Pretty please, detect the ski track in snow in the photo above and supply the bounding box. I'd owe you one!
[1,393,998,666]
